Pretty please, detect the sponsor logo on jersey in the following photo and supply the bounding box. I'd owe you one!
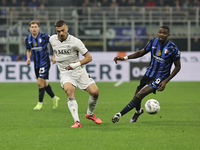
[54,49,72,54]
[153,55,165,63]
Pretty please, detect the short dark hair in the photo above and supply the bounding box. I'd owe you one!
[54,20,66,27]
[160,25,170,33]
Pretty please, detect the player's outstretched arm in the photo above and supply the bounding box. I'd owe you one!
[113,56,125,64]
[113,49,147,64]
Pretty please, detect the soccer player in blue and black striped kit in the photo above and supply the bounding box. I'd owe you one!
[25,20,59,110]
[112,26,181,123]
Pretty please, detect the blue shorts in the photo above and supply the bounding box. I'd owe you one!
[35,65,50,79]
[137,75,163,94]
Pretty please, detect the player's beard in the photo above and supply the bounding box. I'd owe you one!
[32,31,38,37]
[59,35,66,41]
[158,37,166,45]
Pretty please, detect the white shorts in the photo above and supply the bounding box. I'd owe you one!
[60,67,95,90]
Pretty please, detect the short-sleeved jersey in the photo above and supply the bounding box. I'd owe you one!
[25,33,50,69]
[143,38,181,79]
[49,34,88,73]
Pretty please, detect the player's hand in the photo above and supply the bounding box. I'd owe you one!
[65,65,73,70]
[157,81,167,91]
[113,56,124,64]
[52,58,56,64]
[26,59,31,65]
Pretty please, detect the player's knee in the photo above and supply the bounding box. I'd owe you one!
[64,89,74,97]
[38,83,44,88]
[90,90,99,98]
[44,81,48,87]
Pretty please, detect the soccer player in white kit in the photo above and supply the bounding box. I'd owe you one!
[50,20,102,128]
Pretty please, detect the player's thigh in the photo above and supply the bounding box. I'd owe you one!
[136,85,154,99]
[63,82,76,97]
[77,69,95,90]
[86,83,99,97]
[44,79,48,87]
[60,72,77,88]
[60,73,77,97]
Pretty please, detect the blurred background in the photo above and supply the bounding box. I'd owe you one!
[1,0,200,56]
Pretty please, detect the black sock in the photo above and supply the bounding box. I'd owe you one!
[120,97,141,116]
[45,84,55,98]
[39,88,45,102]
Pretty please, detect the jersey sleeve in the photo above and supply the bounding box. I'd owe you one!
[49,35,55,45]
[45,34,50,43]
[144,38,155,52]
[75,39,88,55]
[172,48,181,61]
[25,36,31,50]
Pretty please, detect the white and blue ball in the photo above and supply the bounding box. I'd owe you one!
[145,99,160,114]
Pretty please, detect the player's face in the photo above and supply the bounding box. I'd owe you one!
[158,28,170,44]
[29,24,39,36]
[55,24,69,41]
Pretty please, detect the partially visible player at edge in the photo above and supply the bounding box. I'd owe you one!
[25,20,59,110]
[112,25,181,123]
[50,19,102,128]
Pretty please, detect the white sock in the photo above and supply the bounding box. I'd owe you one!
[87,96,98,116]
[67,97,80,122]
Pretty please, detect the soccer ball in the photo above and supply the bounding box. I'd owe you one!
[145,99,160,114]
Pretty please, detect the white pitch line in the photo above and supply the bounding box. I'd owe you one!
[114,81,123,87]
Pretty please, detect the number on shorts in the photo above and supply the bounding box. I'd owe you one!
[155,78,161,84]
[39,67,45,73]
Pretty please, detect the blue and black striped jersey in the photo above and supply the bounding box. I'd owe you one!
[25,33,50,69]
[144,38,181,79]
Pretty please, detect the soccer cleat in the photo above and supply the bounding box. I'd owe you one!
[71,121,82,128]
[33,103,42,110]
[52,96,60,110]
[111,113,121,123]
[130,108,144,123]
[85,114,102,124]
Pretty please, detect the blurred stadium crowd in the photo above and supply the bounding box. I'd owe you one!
[1,0,200,54]
[0,0,200,7]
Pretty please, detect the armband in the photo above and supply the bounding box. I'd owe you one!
[70,62,81,69]
[123,56,128,60]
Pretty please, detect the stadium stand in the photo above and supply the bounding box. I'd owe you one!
[0,0,200,54]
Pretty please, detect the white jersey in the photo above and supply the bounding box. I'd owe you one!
[49,34,88,73]
[49,34,95,90]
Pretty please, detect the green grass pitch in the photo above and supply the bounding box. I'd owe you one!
[0,82,200,150]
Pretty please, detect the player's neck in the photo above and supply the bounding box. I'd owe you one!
[159,40,168,47]
[32,32,39,38]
